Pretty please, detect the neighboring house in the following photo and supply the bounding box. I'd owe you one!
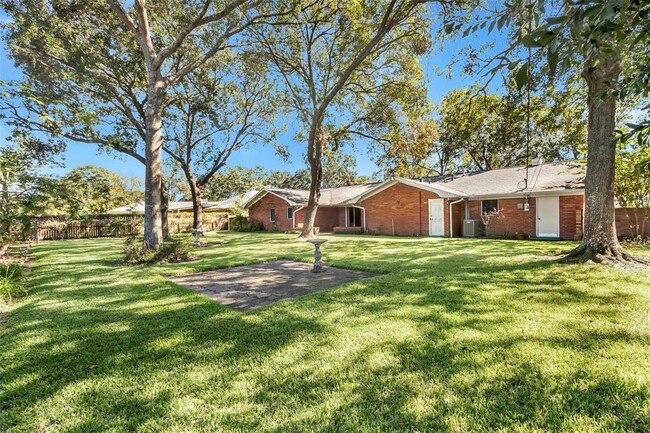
[243,161,587,240]
[203,190,259,213]
[107,192,259,231]
[107,195,255,215]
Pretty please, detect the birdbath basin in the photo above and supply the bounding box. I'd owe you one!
[305,238,328,273]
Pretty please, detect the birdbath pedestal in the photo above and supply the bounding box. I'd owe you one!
[192,228,204,246]
[305,238,328,273]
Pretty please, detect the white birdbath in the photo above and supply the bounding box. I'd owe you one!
[192,228,204,246]
[306,238,328,273]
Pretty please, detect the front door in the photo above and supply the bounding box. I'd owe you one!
[428,199,444,236]
[536,196,560,237]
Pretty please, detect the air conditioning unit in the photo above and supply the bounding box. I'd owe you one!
[463,219,483,237]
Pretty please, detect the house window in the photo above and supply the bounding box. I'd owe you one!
[347,207,362,227]
[287,207,293,219]
[269,208,276,222]
[481,199,499,215]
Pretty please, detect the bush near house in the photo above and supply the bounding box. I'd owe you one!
[231,214,263,232]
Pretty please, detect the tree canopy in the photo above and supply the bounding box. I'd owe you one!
[374,79,587,178]
[36,165,142,218]
[251,0,446,237]
[163,51,278,231]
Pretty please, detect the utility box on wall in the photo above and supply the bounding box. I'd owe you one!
[463,219,483,237]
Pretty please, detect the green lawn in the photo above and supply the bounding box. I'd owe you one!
[1,233,649,432]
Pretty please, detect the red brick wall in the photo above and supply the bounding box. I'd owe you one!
[338,208,347,227]
[249,194,295,231]
[467,200,481,220]
[467,198,537,238]
[292,206,340,232]
[616,208,650,238]
[314,207,339,232]
[560,195,584,240]
[451,200,464,237]
[360,183,450,236]
[466,195,584,239]
[250,187,587,239]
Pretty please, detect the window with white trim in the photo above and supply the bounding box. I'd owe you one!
[481,199,499,215]
[287,207,293,219]
[269,208,276,222]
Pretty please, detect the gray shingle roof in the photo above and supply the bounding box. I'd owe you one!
[416,161,584,197]
[321,183,383,205]
[229,162,586,210]
[108,199,231,214]
[205,190,260,210]
[251,183,382,207]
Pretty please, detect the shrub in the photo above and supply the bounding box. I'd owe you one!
[232,215,263,232]
[620,236,650,245]
[123,236,193,265]
[0,263,26,303]
[155,237,192,263]
[123,237,156,265]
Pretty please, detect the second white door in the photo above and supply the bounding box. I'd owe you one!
[536,196,560,237]
[428,199,444,236]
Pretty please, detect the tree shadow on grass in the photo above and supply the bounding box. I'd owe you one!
[1,235,649,431]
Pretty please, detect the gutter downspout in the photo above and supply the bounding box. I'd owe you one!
[449,198,464,238]
[292,205,304,229]
[351,204,366,233]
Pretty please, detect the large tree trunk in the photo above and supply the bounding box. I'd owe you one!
[300,127,326,238]
[143,84,165,250]
[562,52,646,264]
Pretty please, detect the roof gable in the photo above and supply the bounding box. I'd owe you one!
[353,178,466,203]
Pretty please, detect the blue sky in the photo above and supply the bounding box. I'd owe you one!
[0,8,499,181]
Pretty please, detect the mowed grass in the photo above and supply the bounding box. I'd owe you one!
[1,233,649,432]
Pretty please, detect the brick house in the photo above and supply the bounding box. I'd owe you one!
[244,161,587,240]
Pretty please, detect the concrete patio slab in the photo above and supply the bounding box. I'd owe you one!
[168,260,376,311]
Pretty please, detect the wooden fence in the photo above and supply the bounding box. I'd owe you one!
[37,222,142,240]
[30,213,229,241]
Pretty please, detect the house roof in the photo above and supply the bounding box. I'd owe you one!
[414,161,585,198]
[205,190,260,210]
[243,183,382,208]
[321,183,383,204]
[107,199,232,214]
[243,161,584,208]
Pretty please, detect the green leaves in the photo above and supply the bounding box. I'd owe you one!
[615,141,650,207]
[514,62,529,90]
[521,29,556,48]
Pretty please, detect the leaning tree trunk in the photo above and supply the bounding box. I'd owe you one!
[161,182,170,240]
[300,127,326,238]
[562,51,646,264]
[188,178,203,231]
[0,176,10,239]
[143,83,165,250]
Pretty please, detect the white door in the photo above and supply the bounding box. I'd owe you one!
[536,196,560,237]
[428,199,444,236]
